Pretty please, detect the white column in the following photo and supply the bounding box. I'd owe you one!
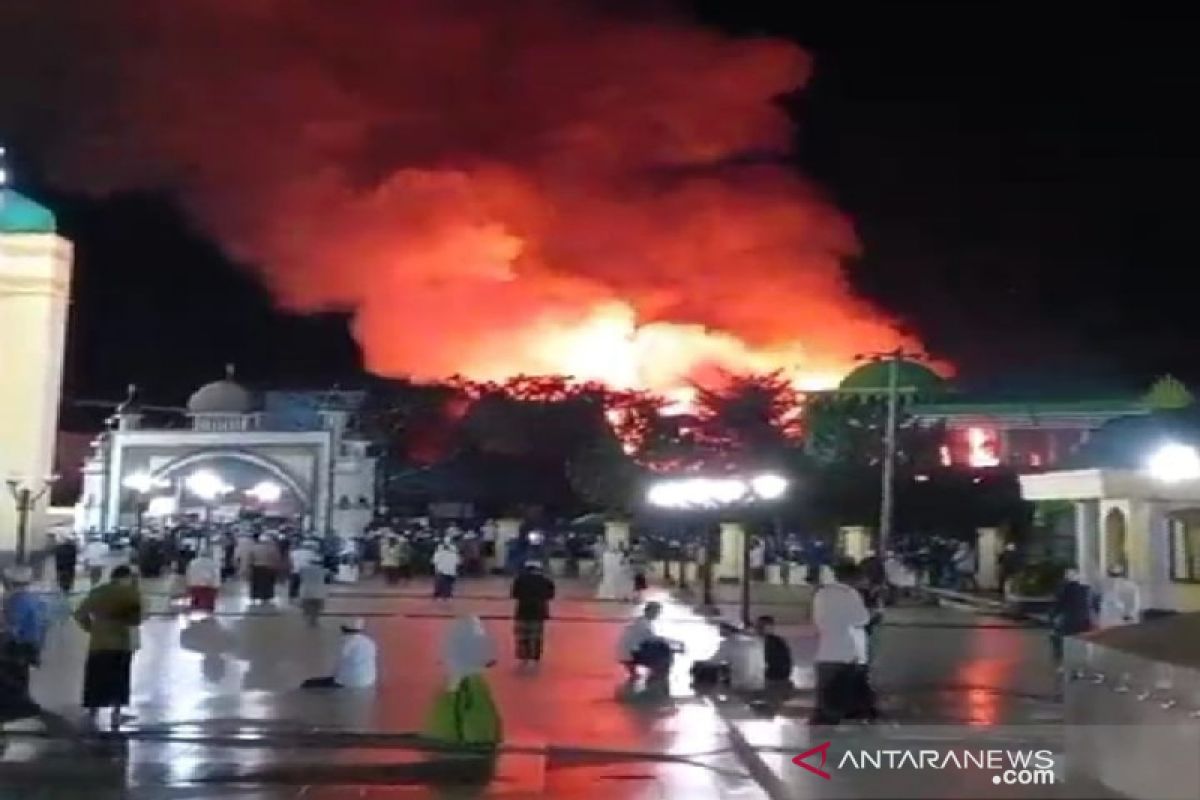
[717,522,745,581]
[0,232,73,556]
[976,527,1001,590]
[839,526,871,562]
[604,519,630,551]
[495,518,520,568]
[1074,500,1100,586]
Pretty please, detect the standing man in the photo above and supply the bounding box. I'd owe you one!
[289,540,315,601]
[1050,568,1093,668]
[809,561,871,726]
[952,540,977,592]
[83,535,109,587]
[510,560,556,666]
[432,539,460,600]
[380,534,404,586]
[53,534,80,595]
[997,542,1022,597]
[1098,566,1141,628]
[185,546,221,615]
[74,565,143,731]
[248,535,283,604]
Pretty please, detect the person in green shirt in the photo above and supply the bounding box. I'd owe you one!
[74,565,142,730]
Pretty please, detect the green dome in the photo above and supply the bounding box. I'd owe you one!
[838,359,945,394]
[0,189,57,234]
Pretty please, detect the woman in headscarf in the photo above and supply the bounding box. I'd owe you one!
[424,615,502,746]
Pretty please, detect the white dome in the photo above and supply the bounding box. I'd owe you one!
[187,379,258,415]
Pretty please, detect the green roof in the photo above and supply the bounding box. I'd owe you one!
[838,359,945,393]
[0,189,57,233]
[912,398,1147,416]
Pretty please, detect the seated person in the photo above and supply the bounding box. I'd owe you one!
[302,618,377,689]
[756,615,794,686]
[617,602,679,681]
[692,622,767,691]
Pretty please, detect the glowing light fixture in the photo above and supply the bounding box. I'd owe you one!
[247,480,283,504]
[123,471,168,495]
[186,470,231,501]
[749,473,789,500]
[1146,442,1200,483]
[646,473,788,510]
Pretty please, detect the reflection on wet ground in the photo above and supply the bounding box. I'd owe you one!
[3,578,1068,798]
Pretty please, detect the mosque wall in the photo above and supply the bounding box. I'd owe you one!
[0,232,73,560]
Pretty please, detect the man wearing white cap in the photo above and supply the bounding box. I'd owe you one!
[302,617,377,689]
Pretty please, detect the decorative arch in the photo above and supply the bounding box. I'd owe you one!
[148,449,311,510]
[1103,507,1128,574]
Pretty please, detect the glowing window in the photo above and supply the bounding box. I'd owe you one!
[967,427,1000,468]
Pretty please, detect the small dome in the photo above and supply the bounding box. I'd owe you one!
[1144,375,1193,411]
[187,366,258,414]
[0,189,56,234]
[838,359,945,394]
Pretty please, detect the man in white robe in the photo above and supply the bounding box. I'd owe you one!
[1098,566,1141,628]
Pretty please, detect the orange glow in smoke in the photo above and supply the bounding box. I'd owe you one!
[24,1,926,396]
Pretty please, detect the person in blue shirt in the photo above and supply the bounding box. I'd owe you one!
[2,566,48,711]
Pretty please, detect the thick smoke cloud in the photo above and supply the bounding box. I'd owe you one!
[1,0,918,391]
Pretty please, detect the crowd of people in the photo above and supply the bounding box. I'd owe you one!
[2,516,1149,743]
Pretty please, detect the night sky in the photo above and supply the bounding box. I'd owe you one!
[7,1,1200,406]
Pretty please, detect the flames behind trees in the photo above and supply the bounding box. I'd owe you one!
[0,0,922,393]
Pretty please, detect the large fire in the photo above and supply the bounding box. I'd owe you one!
[2,0,920,391]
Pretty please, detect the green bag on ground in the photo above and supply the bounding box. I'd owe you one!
[424,674,502,746]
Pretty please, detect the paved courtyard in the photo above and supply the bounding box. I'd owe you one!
[1,575,1077,799]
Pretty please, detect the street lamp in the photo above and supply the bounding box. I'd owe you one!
[1146,443,1200,483]
[646,472,790,623]
[6,475,59,565]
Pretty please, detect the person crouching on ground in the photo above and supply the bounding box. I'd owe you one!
[510,560,556,666]
[809,561,871,726]
[756,615,794,688]
[74,565,143,731]
[691,622,767,691]
[617,601,679,685]
[302,617,377,689]
[185,546,221,614]
[425,615,502,746]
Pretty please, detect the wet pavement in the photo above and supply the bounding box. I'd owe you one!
[2,575,1070,798]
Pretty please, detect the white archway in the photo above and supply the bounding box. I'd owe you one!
[148,449,311,510]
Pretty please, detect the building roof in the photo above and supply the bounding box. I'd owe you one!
[912,398,1148,417]
[0,189,57,233]
[187,366,260,415]
[838,359,945,394]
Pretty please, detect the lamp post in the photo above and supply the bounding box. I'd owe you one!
[7,476,58,565]
[855,348,926,558]
[646,473,789,624]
